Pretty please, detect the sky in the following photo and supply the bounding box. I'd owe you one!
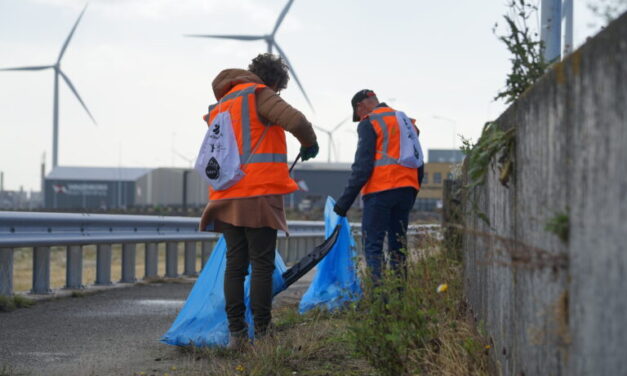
[0,0,607,191]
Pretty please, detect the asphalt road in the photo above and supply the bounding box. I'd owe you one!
[0,274,313,376]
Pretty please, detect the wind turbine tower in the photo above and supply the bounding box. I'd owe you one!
[314,117,349,162]
[185,0,314,112]
[0,4,96,168]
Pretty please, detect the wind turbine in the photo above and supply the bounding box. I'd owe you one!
[0,4,96,168]
[184,0,314,112]
[314,117,350,162]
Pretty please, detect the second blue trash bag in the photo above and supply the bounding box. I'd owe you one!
[299,197,362,313]
[160,236,287,347]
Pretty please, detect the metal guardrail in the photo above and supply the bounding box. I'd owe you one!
[0,212,327,296]
[0,212,440,296]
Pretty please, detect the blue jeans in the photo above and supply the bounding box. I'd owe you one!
[362,187,417,281]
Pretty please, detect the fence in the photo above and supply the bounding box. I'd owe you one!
[0,211,440,297]
[458,13,627,376]
[0,212,327,296]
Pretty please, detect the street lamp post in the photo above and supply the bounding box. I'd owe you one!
[432,115,458,149]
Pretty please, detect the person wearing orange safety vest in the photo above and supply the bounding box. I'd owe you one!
[199,54,319,349]
[334,89,424,281]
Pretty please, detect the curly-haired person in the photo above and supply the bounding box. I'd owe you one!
[199,53,319,349]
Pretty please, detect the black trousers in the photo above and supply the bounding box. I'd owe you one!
[222,224,277,335]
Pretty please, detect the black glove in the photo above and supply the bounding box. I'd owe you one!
[300,141,319,161]
[333,204,347,217]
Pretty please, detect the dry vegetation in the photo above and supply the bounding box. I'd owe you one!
[12,243,204,292]
[134,237,490,376]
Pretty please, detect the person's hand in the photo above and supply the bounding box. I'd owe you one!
[300,141,319,161]
[333,204,347,217]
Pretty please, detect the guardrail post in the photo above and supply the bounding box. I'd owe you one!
[32,246,51,294]
[277,237,287,263]
[166,242,178,278]
[121,243,137,283]
[144,243,158,278]
[66,245,83,289]
[201,241,212,267]
[0,248,14,296]
[95,244,112,285]
[298,237,306,261]
[184,241,197,277]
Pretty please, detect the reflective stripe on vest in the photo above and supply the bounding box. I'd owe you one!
[361,106,419,196]
[368,111,399,167]
[210,85,285,166]
[206,83,297,200]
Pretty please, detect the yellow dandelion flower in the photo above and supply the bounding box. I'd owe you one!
[436,283,448,293]
[485,345,491,350]
[236,364,245,372]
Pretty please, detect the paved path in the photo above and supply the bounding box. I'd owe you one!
[0,273,314,376]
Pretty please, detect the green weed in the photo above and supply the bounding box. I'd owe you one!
[545,211,570,243]
[345,247,490,376]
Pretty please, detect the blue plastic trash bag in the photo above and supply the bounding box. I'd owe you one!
[160,236,287,347]
[299,197,362,313]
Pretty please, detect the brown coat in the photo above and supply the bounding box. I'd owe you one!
[199,69,317,233]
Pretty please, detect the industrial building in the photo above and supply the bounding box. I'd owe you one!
[415,149,465,211]
[43,164,355,211]
[43,149,464,211]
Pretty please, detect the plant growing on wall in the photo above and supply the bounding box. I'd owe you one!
[545,210,570,243]
[461,122,515,190]
[494,0,548,104]
[462,0,546,189]
[459,0,545,224]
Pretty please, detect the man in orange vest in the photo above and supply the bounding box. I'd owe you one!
[334,89,424,281]
[199,54,319,348]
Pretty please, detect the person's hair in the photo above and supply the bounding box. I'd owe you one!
[248,53,289,91]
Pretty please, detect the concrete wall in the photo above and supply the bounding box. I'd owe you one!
[461,13,626,376]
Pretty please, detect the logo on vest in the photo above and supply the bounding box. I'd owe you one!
[205,157,220,180]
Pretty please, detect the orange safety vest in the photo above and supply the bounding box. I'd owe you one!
[361,106,420,196]
[204,82,298,200]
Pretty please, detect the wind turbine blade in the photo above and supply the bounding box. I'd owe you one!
[57,3,88,63]
[0,65,54,71]
[58,70,97,125]
[272,0,295,36]
[331,117,350,133]
[274,42,314,112]
[184,34,265,41]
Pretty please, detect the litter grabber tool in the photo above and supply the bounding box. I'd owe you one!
[289,152,301,174]
[281,224,341,289]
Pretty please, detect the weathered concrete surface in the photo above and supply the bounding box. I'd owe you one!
[462,12,627,376]
[0,273,314,376]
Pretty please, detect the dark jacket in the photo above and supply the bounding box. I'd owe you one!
[335,103,424,213]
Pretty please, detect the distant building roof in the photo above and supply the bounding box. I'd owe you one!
[428,149,465,163]
[293,162,352,171]
[47,166,152,182]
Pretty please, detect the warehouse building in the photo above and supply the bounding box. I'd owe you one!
[44,150,459,211]
[43,164,354,211]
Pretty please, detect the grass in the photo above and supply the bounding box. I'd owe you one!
[12,243,205,293]
[142,238,489,376]
[0,294,35,312]
[345,244,490,376]
[167,306,375,376]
